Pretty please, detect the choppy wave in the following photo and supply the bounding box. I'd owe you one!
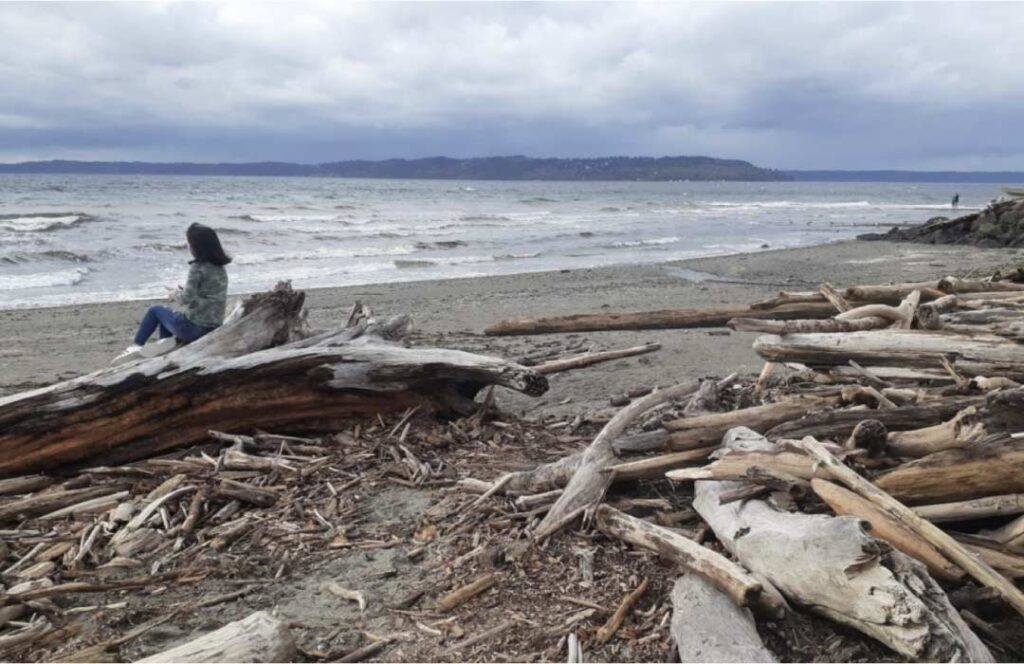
[394,259,438,269]
[234,245,416,265]
[0,212,92,233]
[415,240,467,250]
[494,252,542,261]
[2,250,92,265]
[603,236,681,249]
[0,267,89,290]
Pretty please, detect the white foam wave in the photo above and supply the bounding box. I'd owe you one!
[233,245,416,265]
[604,236,681,248]
[0,267,89,290]
[0,214,85,232]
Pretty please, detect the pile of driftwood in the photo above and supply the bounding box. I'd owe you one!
[469,275,1024,661]
[7,275,1024,661]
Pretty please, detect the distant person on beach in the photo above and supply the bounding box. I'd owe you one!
[952,193,960,209]
[111,223,230,365]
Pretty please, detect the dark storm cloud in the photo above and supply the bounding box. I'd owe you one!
[0,2,1021,169]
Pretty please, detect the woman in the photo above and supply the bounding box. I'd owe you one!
[112,223,231,365]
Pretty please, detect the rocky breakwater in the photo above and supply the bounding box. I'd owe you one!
[860,196,1024,248]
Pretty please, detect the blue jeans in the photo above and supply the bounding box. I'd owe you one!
[134,305,214,346]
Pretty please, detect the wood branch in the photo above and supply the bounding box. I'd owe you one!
[915,494,1024,523]
[692,427,991,661]
[753,329,1024,380]
[604,446,717,481]
[819,283,852,313]
[938,276,1024,295]
[594,577,648,644]
[811,479,963,581]
[796,435,1024,623]
[534,343,661,374]
[0,486,127,523]
[0,287,547,478]
[438,573,500,611]
[532,381,699,540]
[0,475,53,497]
[137,611,296,663]
[484,301,840,336]
[670,574,777,663]
[728,316,888,334]
[836,289,920,329]
[595,505,783,618]
[875,436,1024,505]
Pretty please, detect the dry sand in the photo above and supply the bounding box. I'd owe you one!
[2,239,1020,416]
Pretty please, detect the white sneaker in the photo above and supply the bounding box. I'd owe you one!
[143,337,178,358]
[111,344,144,366]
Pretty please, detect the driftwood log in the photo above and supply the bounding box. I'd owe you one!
[137,611,295,662]
[688,427,991,661]
[0,286,547,477]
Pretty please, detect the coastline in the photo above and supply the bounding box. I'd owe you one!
[2,239,1020,413]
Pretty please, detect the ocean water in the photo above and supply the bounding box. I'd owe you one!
[0,175,996,310]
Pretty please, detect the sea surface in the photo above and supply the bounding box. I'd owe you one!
[0,175,999,310]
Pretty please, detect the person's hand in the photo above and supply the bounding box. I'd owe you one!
[165,286,180,302]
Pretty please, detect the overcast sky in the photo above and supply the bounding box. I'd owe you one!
[1,2,1021,170]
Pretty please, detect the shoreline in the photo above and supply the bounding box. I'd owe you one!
[2,239,1021,414]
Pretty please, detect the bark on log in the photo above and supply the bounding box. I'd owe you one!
[796,435,1024,622]
[136,611,296,663]
[875,436,1024,505]
[532,382,699,540]
[484,302,839,336]
[670,574,777,663]
[595,505,784,617]
[0,288,547,477]
[811,479,963,581]
[691,427,991,661]
[754,329,1024,380]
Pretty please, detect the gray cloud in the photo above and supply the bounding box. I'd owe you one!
[0,2,1021,169]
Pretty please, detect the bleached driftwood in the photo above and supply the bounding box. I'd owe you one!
[689,427,991,661]
[137,611,296,663]
[670,574,776,663]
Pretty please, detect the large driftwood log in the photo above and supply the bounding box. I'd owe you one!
[670,575,777,663]
[875,435,1024,505]
[137,611,295,662]
[0,288,547,477]
[484,302,839,336]
[754,329,1024,380]
[914,494,1024,523]
[689,427,991,661]
[664,397,839,450]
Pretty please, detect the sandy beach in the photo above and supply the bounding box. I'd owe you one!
[3,239,1020,415]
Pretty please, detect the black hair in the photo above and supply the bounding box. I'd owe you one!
[186,223,231,266]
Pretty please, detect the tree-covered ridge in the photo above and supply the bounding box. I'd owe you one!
[0,155,787,181]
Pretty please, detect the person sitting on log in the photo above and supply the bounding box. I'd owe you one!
[112,223,231,365]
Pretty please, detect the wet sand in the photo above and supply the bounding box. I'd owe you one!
[1,240,1020,415]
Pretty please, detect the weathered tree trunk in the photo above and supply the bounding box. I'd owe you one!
[914,493,1024,523]
[728,316,888,334]
[137,611,295,663]
[484,302,839,336]
[0,288,547,477]
[875,435,1024,505]
[670,575,777,663]
[690,427,991,661]
[753,329,1024,379]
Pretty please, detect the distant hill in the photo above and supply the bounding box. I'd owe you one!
[0,156,788,181]
[787,170,1024,184]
